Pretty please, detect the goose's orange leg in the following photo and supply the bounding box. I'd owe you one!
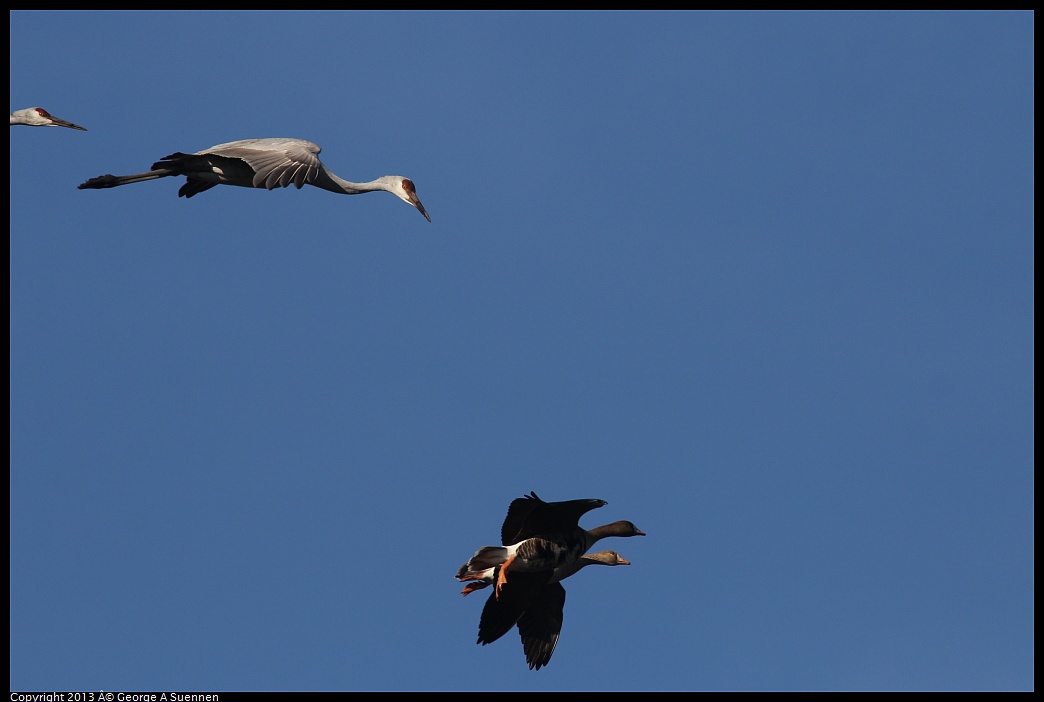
[495,554,516,600]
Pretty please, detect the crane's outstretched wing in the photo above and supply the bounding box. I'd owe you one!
[200,138,324,190]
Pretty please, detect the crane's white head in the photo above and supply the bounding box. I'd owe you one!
[10,107,87,131]
[376,176,430,222]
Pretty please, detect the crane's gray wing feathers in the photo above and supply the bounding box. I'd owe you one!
[199,139,323,190]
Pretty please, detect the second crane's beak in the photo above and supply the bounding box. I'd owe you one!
[50,116,87,131]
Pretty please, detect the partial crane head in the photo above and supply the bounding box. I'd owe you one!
[10,107,87,131]
[377,176,430,222]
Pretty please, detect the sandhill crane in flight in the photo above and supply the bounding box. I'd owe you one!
[77,137,430,221]
[10,107,87,131]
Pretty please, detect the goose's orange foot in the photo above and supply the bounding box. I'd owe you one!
[460,581,488,597]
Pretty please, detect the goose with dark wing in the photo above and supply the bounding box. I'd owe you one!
[468,550,632,670]
[457,491,645,599]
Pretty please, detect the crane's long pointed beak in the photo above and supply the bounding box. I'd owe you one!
[413,197,430,222]
[51,116,87,131]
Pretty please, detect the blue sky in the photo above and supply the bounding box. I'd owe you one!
[9,11,1033,692]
